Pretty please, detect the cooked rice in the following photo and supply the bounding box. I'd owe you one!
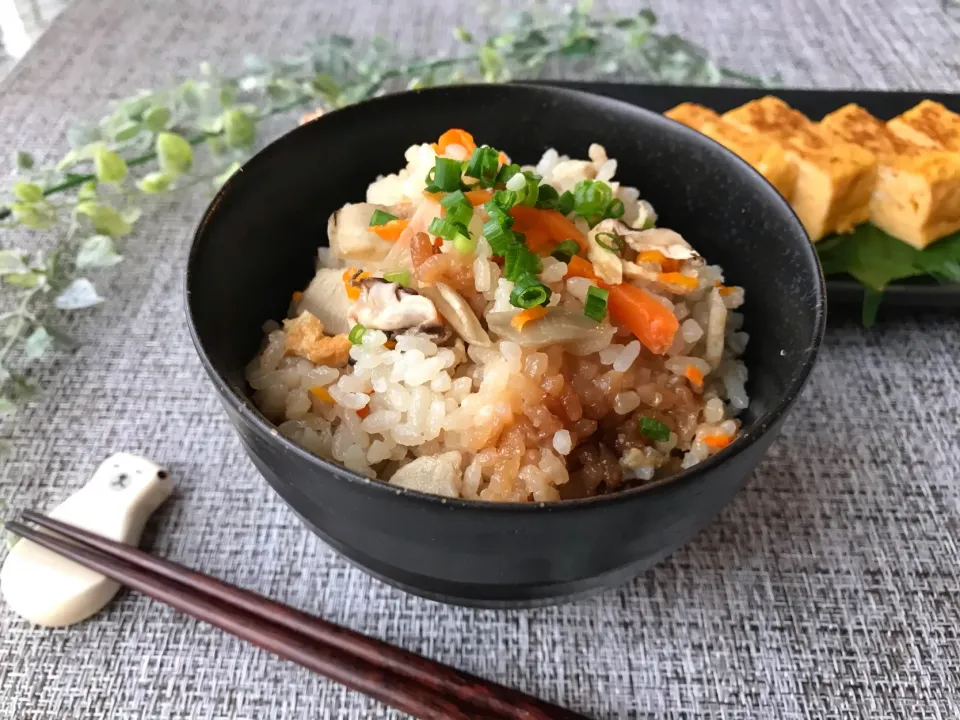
[246,137,749,502]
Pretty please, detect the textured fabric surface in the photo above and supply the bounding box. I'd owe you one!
[1,1,959,718]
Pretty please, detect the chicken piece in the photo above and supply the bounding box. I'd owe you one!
[666,102,797,199]
[328,203,412,263]
[724,96,877,241]
[820,103,960,248]
[388,451,463,498]
[586,219,624,285]
[283,312,352,367]
[296,268,354,335]
[887,100,960,150]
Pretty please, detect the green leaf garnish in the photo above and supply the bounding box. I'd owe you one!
[639,416,671,442]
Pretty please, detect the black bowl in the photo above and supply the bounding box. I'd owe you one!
[186,84,825,607]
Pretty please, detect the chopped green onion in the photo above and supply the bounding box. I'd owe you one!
[509,276,551,309]
[504,244,542,282]
[369,209,399,227]
[453,233,476,254]
[516,170,541,207]
[573,179,614,224]
[594,231,624,253]
[605,198,625,219]
[641,216,656,230]
[348,324,366,344]
[492,189,518,212]
[550,239,581,264]
[535,184,560,210]
[433,157,463,192]
[558,190,575,216]
[424,166,440,193]
[496,163,521,186]
[440,190,473,226]
[428,216,470,242]
[383,270,411,287]
[639,416,671,443]
[464,146,500,187]
[583,286,609,322]
[483,219,515,255]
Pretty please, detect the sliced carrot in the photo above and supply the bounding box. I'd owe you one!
[510,306,548,331]
[718,285,738,296]
[498,151,509,164]
[684,365,704,386]
[658,272,699,290]
[356,405,371,419]
[637,250,680,272]
[509,206,588,253]
[384,340,397,350]
[564,255,599,282]
[291,291,303,303]
[433,128,476,155]
[371,218,409,242]
[309,385,334,403]
[342,268,370,300]
[465,188,494,206]
[523,228,553,254]
[703,434,732,449]
[602,281,679,355]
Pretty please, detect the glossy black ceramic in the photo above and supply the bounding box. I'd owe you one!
[186,84,826,607]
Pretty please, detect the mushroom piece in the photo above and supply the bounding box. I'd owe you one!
[586,219,624,285]
[388,451,463,498]
[295,268,354,335]
[704,286,727,369]
[347,277,444,335]
[328,203,412,263]
[418,282,492,347]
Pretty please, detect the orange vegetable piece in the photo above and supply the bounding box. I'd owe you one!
[564,255,599,282]
[309,385,334,403]
[433,128,476,155]
[523,228,553,254]
[719,285,738,296]
[291,291,303,303]
[356,405,371,419]
[684,365,704,386]
[498,151,509,164]
[602,281,679,355]
[464,188,494,206]
[703,434,732,449]
[423,190,443,202]
[384,340,397,350]
[658,272,699,290]
[637,250,680,273]
[371,218,409,242]
[509,206,588,253]
[342,268,370,300]
[510,306,548,331]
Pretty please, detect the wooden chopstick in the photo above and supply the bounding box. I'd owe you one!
[10,512,589,720]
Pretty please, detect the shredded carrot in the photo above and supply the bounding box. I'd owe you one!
[309,385,334,403]
[564,255,599,282]
[523,228,553,254]
[703,434,732,449]
[510,306,548,331]
[684,365,704,386]
[432,128,476,155]
[291,291,303,303]
[384,340,396,350]
[718,285,738,296]
[356,405,371,419]
[342,268,370,300]
[510,206,588,253]
[658,272,699,290]
[498,151,509,165]
[371,218,409,242]
[422,190,443,202]
[601,281,679,355]
[464,188,494,206]
[638,250,680,272]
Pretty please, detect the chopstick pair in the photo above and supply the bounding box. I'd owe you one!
[7,512,588,720]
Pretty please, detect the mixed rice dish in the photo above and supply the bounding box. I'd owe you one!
[246,129,750,502]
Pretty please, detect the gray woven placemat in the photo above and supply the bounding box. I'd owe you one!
[1,1,959,718]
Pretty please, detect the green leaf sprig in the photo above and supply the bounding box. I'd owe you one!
[0,4,764,435]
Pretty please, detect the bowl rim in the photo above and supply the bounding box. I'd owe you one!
[185,82,827,514]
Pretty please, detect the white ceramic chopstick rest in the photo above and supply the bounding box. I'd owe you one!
[0,452,174,627]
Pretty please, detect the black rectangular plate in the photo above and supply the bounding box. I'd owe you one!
[542,81,960,310]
